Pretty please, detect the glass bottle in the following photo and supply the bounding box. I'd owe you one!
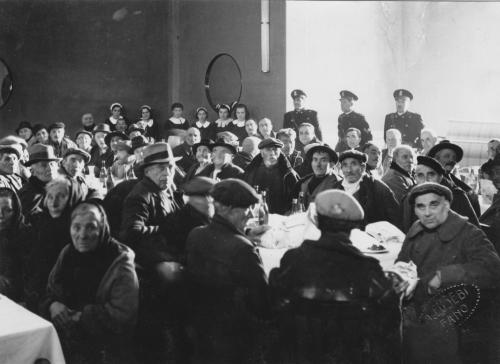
[259,191,270,225]
[298,192,306,213]
[106,167,115,191]
[290,198,300,215]
[99,161,108,189]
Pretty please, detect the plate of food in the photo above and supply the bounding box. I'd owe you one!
[362,243,388,254]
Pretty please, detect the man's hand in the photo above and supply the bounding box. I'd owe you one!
[155,261,185,285]
[50,302,75,331]
[246,225,272,244]
[427,271,442,294]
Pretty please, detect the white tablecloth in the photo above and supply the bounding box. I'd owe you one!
[0,295,65,364]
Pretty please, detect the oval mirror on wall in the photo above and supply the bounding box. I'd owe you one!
[204,53,242,112]
[0,59,13,109]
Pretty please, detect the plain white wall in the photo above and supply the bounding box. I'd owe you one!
[287,1,500,150]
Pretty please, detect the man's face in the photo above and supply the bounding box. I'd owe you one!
[31,160,59,182]
[71,209,101,253]
[415,165,442,184]
[341,157,364,183]
[365,145,381,169]
[145,162,175,190]
[94,132,107,149]
[421,131,436,152]
[0,153,18,175]
[386,131,400,149]
[311,152,332,176]
[212,146,233,167]
[490,166,500,190]
[0,196,14,231]
[81,113,94,127]
[63,154,85,177]
[346,131,361,149]
[116,119,128,133]
[258,120,272,137]
[298,127,314,145]
[229,205,254,231]
[293,96,305,110]
[340,98,352,113]
[50,128,64,143]
[435,148,458,173]
[196,145,211,164]
[76,134,92,151]
[245,120,258,136]
[261,146,280,167]
[395,148,414,173]
[18,127,32,141]
[110,136,124,152]
[278,135,294,156]
[414,193,450,230]
[395,96,410,113]
[186,128,201,146]
[35,129,49,144]
[488,141,500,160]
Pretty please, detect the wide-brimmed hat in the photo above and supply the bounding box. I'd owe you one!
[140,142,182,170]
[63,148,91,164]
[93,123,111,134]
[16,121,33,134]
[75,129,93,140]
[211,138,237,154]
[339,150,368,164]
[105,131,130,146]
[25,144,61,166]
[427,140,464,164]
[305,144,338,163]
[192,139,214,155]
[0,144,22,158]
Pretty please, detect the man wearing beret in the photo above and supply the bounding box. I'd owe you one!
[291,144,340,208]
[48,122,77,158]
[428,140,481,217]
[283,89,322,143]
[384,89,424,148]
[0,143,24,193]
[401,155,479,232]
[332,150,401,228]
[270,190,401,363]
[381,145,416,202]
[186,178,269,364]
[335,90,373,153]
[244,138,299,214]
[397,182,500,363]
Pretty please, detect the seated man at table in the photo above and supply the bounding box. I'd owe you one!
[197,138,245,180]
[291,144,339,208]
[43,201,139,363]
[269,190,402,363]
[332,150,401,228]
[397,183,500,364]
[381,144,416,203]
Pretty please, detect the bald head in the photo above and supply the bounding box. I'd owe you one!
[185,127,201,146]
[242,137,261,157]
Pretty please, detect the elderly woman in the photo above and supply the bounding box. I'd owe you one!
[43,201,138,363]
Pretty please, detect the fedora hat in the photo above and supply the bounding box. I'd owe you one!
[25,144,61,166]
[141,142,182,169]
[105,131,130,146]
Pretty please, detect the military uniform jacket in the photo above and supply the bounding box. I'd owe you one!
[335,111,372,152]
[283,109,322,141]
[384,111,424,148]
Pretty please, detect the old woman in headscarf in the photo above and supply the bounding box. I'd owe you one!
[43,201,139,363]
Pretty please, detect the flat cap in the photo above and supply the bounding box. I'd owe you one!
[339,149,367,164]
[305,144,338,163]
[258,138,284,150]
[417,156,445,175]
[131,135,150,152]
[48,122,65,132]
[63,148,91,164]
[339,90,358,101]
[393,89,413,100]
[105,131,129,146]
[210,178,259,208]
[408,182,453,205]
[315,190,364,221]
[75,129,93,140]
[291,89,307,99]
[182,176,216,196]
[428,140,464,163]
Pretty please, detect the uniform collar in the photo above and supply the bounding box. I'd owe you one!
[406,210,467,241]
[343,110,353,115]
[232,119,245,128]
[196,120,210,128]
[214,118,232,128]
[169,117,186,124]
[390,161,413,179]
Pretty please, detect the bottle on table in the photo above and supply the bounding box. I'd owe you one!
[293,151,304,168]
[106,167,115,191]
[259,190,269,225]
[99,161,108,189]
[298,192,306,213]
[290,198,300,215]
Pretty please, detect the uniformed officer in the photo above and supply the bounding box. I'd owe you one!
[384,89,424,148]
[283,89,322,142]
[335,90,372,153]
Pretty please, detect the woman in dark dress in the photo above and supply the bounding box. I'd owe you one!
[104,102,128,132]
[161,102,190,139]
[193,107,216,141]
[213,103,233,136]
[231,103,249,144]
[136,105,160,141]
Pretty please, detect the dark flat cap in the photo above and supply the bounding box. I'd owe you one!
[131,135,150,152]
[25,144,60,166]
[210,178,259,208]
[211,138,237,154]
[339,150,367,164]
[427,140,464,163]
[93,123,111,134]
[0,144,22,158]
[306,144,338,164]
[316,190,364,221]
[258,138,284,150]
[339,90,358,101]
[408,182,453,205]
[393,89,413,100]
[48,122,66,132]
[105,131,129,146]
[192,139,214,155]
[63,148,91,164]
[291,89,307,99]
[16,121,33,133]
[182,176,216,196]
[75,130,93,140]
[417,156,445,175]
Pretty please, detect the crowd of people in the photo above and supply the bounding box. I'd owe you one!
[1,88,500,364]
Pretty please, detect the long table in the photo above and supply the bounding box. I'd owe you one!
[0,295,65,364]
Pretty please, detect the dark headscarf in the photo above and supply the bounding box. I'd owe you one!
[0,187,24,239]
[58,201,121,310]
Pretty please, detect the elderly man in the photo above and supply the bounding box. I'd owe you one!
[397,182,500,363]
[233,136,260,170]
[333,150,400,228]
[197,139,244,180]
[270,190,401,363]
[89,123,114,177]
[335,90,372,152]
[401,156,479,232]
[420,128,438,155]
[382,145,416,202]
[186,178,269,364]
[384,89,424,148]
[48,122,77,158]
[19,144,61,216]
[292,144,339,208]
[382,128,402,174]
[428,140,481,217]
[0,143,24,193]
[362,142,383,178]
[245,138,299,214]
[173,127,201,173]
[283,89,322,142]
[276,128,303,169]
